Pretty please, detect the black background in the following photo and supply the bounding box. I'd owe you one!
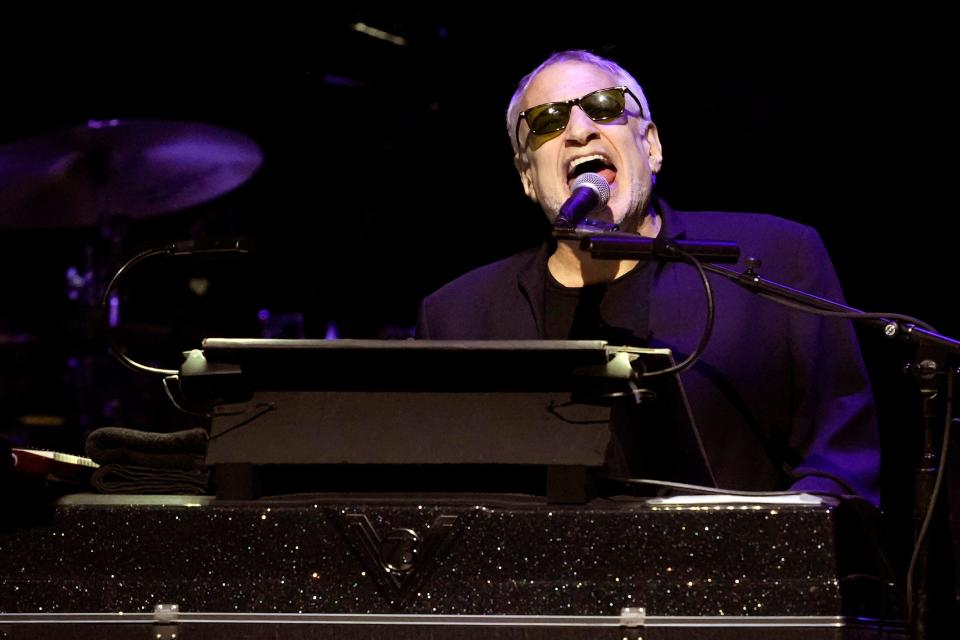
[0,9,956,606]
[2,13,955,340]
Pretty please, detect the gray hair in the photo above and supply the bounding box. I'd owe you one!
[506,50,652,156]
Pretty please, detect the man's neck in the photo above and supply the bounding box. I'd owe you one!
[547,212,661,288]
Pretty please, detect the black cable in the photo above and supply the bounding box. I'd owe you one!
[787,468,859,495]
[161,375,215,418]
[100,244,180,376]
[635,245,714,379]
[905,414,955,621]
[547,400,608,424]
[207,403,278,440]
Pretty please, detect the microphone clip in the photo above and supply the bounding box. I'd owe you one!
[553,218,621,241]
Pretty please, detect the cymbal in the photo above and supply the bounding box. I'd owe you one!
[0,119,263,228]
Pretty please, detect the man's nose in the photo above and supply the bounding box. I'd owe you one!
[564,106,601,145]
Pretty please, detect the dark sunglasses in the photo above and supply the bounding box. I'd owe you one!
[514,86,643,150]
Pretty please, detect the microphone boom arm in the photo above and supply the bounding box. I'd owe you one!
[578,229,959,354]
[701,259,960,356]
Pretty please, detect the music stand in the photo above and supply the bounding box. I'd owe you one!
[177,339,714,501]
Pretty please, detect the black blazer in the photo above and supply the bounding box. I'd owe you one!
[417,199,880,504]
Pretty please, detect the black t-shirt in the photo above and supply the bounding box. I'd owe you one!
[543,263,654,346]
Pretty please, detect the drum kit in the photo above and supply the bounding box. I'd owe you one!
[0,118,264,436]
[0,116,264,341]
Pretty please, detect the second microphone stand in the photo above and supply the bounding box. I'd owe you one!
[574,228,959,638]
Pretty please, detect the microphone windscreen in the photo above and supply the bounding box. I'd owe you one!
[571,172,610,207]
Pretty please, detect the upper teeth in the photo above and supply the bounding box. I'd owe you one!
[568,154,607,173]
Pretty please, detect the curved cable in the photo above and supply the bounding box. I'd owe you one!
[100,238,250,376]
[101,244,180,376]
[786,468,858,495]
[635,245,714,378]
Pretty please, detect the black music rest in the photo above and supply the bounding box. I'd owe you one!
[176,340,714,501]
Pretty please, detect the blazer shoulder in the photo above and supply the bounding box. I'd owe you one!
[676,210,813,240]
[425,247,541,302]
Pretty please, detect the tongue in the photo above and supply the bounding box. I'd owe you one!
[597,167,617,184]
[567,167,618,190]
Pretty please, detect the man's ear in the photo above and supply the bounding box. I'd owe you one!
[513,153,538,203]
[644,123,664,174]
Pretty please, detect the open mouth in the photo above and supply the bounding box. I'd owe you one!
[567,154,617,189]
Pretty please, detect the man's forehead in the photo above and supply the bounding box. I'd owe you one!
[522,61,618,108]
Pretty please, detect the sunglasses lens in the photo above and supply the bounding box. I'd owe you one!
[527,103,570,135]
[520,88,629,146]
[583,89,626,121]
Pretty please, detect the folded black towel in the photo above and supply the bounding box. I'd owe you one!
[86,427,208,471]
[91,464,210,495]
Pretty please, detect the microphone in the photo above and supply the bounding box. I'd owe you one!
[555,172,610,228]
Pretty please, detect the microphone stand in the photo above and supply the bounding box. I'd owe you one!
[694,258,958,640]
[579,230,957,356]
[579,231,959,637]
